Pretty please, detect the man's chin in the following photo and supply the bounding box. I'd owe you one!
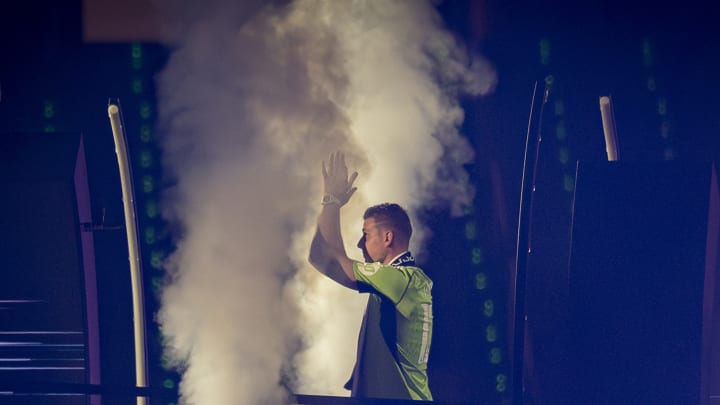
[361,252,372,263]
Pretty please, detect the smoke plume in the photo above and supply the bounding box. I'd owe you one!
[155,0,495,403]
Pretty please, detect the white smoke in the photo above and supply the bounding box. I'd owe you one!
[155,0,496,403]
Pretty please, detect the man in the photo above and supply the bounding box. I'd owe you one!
[308,151,433,401]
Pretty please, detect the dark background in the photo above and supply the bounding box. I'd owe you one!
[1,0,719,404]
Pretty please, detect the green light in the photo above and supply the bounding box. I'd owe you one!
[647,76,656,91]
[657,97,667,116]
[145,226,156,244]
[555,120,567,140]
[642,39,653,67]
[660,121,670,139]
[163,378,175,389]
[496,374,507,392]
[152,276,163,295]
[146,200,159,219]
[489,347,502,364]
[483,299,494,318]
[43,100,55,118]
[558,147,569,165]
[539,38,551,65]
[563,173,574,193]
[475,272,487,290]
[132,78,143,94]
[471,247,484,265]
[140,125,152,142]
[140,101,152,119]
[485,324,497,342]
[131,43,143,70]
[143,175,155,193]
[664,147,675,160]
[151,249,165,269]
[140,149,153,168]
[554,100,564,116]
[44,124,56,133]
[465,222,476,240]
[131,43,143,59]
[161,354,174,370]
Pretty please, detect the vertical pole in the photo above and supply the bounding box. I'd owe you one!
[512,81,550,405]
[599,96,619,161]
[108,102,149,405]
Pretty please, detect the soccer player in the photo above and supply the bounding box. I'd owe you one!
[308,151,433,400]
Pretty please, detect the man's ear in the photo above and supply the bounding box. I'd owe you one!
[384,230,394,246]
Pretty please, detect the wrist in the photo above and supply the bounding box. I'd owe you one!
[322,194,342,206]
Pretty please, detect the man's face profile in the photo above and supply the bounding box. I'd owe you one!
[358,217,387,263]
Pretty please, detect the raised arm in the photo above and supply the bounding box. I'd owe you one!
[308,152,359,288]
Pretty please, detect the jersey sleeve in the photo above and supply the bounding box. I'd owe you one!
[353,261,410,303]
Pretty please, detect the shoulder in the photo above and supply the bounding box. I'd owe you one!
[394,266,432,304]
[354,261,409,279]
[403,265,432,284]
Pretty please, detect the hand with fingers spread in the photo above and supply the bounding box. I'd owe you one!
[322,151,358,207]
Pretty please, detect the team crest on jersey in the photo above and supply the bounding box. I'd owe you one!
[358,262,382,277]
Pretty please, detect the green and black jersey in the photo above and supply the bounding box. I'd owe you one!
[353,252,433,401]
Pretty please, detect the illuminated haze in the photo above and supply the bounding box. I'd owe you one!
[155,0,496,403]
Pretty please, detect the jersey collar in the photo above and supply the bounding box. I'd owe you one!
[389,251,415,267]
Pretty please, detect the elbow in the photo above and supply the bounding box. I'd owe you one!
[308,247,331,271]
[308,250,320,270]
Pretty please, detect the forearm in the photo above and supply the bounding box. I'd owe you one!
[317,203,358,281]
[318,203,344,252]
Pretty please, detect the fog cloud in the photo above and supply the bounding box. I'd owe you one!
[155,1,495,403]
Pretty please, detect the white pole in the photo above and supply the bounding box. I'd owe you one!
[108,103,149,405]
[599,96,619,161]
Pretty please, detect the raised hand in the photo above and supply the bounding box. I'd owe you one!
[322,151,358,206]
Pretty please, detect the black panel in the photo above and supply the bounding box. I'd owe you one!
[0,132,89,405]
[566,161,715,404]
